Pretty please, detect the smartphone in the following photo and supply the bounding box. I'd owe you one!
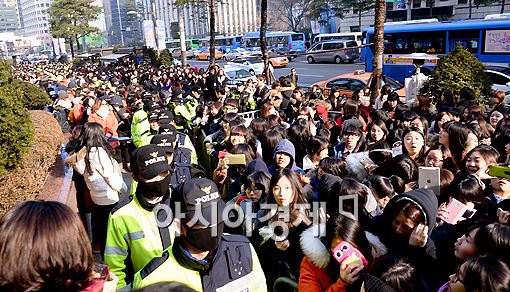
[218,150,229,159]
[332,241,368,268]
[489,165,510,180]
[225,154,246,165]
[418,167,440,197]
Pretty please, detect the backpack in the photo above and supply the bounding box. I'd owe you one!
[54,109,71,133]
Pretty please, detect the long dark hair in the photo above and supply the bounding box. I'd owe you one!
[323,213,373,282]
[442,121,469,165]
[77,122,117,175]
[267,168,309,226]
[460,255,510,292]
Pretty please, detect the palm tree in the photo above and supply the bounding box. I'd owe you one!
[369,0,386,102]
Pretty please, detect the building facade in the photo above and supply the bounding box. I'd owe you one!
[132,0,258,47]
[0,0,18,32]
[16,0,50,36]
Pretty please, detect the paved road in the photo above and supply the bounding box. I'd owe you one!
[186,56,365,88]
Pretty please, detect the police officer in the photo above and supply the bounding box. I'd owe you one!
[132,178,267,291]
[151,125,193,188]
[105,145,176,290]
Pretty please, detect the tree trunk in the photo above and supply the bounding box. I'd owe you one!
[407,0,412,20]
[429,1,433,18]
[469,0,472,19]
[260,0,271,84]
[209,0,216,66]
[370,0,386,103]
[501,0,506,14]
[177,5,187,66]
[75,35,81,53]
[69,38,75,58]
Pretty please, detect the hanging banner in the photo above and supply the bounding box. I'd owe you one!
[156,19,166,52]
[143,20,156,49]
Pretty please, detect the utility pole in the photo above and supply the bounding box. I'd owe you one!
[177,4,187,66]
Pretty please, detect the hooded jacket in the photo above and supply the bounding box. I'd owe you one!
[366,188,440,289]
[268,139,304,175]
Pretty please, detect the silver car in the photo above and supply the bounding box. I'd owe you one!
[306,40,359,64]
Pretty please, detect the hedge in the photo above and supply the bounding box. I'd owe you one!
[11,79,52,110]
[0,110,63,215]
[0,79,34,177]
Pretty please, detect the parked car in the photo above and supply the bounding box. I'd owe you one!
[306,40,359,64]
[485,66,510,95]
[169,48,193,59]
[224,67,257,86]
[312,70,406,98]
[222,48,250,61]
[248,51,289,68]
[226,56,271,75]
[196,49,223,61]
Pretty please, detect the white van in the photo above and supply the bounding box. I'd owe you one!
[313,33,363,46]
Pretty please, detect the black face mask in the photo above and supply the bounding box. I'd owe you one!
[184,222,224,252]
[137,175,171,198]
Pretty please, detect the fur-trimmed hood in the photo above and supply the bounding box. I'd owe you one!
[346,151,373,182]
[300,224,390,269]
[300,223,330,269]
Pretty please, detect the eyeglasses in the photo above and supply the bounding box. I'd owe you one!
[425,156,443,164]
[245,187,262,194]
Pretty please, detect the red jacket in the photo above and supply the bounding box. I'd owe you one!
[299,256,347,292]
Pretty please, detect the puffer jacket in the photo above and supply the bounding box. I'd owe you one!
[66,147,127,205]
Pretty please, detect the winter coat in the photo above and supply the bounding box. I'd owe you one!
[299,224,347,292]
[299,224,394,292]
[66,147,127,206]
[366,188,440,289]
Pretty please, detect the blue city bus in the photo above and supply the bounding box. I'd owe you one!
[241,31,306,55]
[200,35,243,52]
[363,17,510,82]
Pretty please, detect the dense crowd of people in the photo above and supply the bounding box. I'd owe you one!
[1,58,510,292]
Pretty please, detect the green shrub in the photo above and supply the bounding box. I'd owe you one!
[158,48,173,68]
[11,79,51,110]
[420,46,493,105]
[143,48,158,66]
[0,83,34,177]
